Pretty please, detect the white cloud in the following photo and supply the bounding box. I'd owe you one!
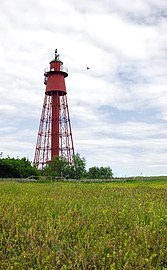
[0,0,167,176]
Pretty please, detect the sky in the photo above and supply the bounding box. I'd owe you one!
[0,0,167,177]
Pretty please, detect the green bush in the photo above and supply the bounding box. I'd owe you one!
[0,157,39,178]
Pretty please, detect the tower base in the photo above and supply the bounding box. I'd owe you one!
[34,93,74,170]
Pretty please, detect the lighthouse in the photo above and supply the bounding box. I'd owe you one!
[34,50,74,169]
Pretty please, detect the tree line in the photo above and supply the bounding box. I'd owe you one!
[0,157,39,178]
[0,153,113,179]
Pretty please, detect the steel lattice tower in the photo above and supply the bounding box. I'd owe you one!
[34,50,74,169]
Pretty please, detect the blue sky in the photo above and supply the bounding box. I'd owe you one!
[0,0,167,176]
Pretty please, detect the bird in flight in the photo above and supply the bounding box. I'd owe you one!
[86,66,90,70]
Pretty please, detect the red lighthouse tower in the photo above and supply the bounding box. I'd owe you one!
[34,50,74,169]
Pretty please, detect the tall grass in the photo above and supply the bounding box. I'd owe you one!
[0,181,167,269]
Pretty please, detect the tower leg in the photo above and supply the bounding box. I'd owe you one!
[59,95,74,164]
[34,94,52,169]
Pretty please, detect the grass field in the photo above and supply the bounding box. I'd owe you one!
[0,180,167,269]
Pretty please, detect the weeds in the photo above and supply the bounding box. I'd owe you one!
[0,181,167,269]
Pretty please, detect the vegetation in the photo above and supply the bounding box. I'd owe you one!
[0,153,113,180]
[87,166,113,179]
[0,180,167,269]
[43,153,86,179]
[43,156,70,178]
[0,157,39,178]
[43,153,113,180]
[73,153,86,179]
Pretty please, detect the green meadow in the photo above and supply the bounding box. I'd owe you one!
[0,180,167,269]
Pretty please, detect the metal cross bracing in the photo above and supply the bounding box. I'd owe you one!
[34,93,74,170]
